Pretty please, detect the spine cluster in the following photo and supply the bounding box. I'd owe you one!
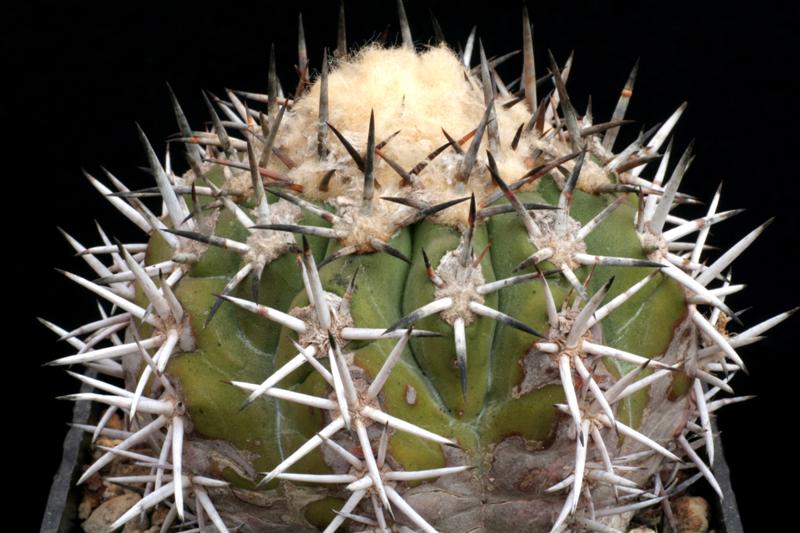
[44,2,792,532]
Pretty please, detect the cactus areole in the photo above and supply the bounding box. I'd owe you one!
[45,4,793,532]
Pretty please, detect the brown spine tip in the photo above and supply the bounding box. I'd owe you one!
[317,48,330,159]
[522,2,537,113]
[335,1,347,60]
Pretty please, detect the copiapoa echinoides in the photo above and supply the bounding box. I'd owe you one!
[21,1,788,530]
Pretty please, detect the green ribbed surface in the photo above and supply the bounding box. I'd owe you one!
[156,172,686,489]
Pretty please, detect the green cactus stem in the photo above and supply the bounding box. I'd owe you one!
[43,2,795,532]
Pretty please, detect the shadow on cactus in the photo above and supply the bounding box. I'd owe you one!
[43,2,794,532]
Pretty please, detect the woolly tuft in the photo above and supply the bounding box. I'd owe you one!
[280,44,602,226]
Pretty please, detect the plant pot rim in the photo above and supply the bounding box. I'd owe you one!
[40,372,98,533]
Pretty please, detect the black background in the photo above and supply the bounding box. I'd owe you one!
[5,0,798,529]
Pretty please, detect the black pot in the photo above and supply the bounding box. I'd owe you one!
[709,421,745,533]
[40,373,99,533]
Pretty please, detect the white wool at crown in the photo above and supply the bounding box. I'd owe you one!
[278,44,608,224]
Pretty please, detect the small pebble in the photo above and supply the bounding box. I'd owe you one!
[674,495,709,533]
[78,499,93,520]
[123,517,148,533]
[81,493,140,533]
[149,506,169,528]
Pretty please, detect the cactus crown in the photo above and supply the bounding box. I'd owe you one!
[44,2,794,532]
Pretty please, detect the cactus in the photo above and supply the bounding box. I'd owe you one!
[43,3,794,532]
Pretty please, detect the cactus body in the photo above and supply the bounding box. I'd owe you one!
[45,4,793,532]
